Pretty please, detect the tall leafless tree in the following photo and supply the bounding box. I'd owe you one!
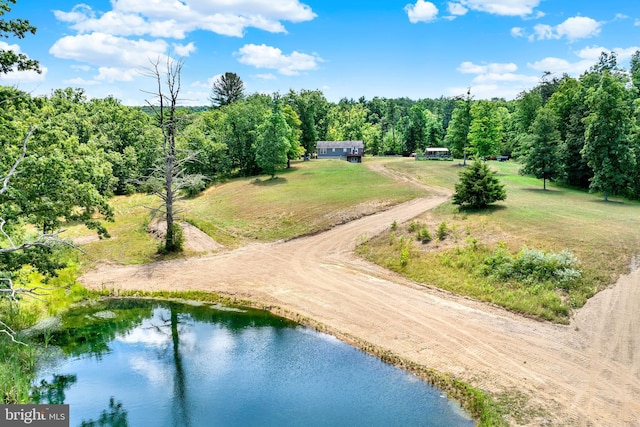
[143,57,204,252]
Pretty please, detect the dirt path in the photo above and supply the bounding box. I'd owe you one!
[79,169,640,426]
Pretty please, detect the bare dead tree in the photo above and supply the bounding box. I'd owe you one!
[142,57,203,253]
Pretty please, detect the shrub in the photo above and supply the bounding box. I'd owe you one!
[436,221,448,240]
[390,220,398,231]
[417,226,432,244]
[483,245,581,289]
[407,221,419,233]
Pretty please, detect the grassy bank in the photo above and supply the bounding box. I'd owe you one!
[68,159,424,265]
[0,263,92,403]
[357,158,640,322]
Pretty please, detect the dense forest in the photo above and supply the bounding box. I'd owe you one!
[4,49,640,207]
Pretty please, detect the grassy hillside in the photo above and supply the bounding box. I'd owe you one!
[357,158,640,322]
[66,159,425,265]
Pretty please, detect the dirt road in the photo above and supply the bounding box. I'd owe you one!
[80,181,640,426]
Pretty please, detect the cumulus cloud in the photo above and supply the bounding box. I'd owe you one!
[191,74,222,88]
[455,0,540,17]
[511,27,524,37]
[447,2,468,16]
[533,16,601,41]
[173,42,196,57]
[528,45,640,75]
[405,0,439,23]
[453,60,538,99]
[53,0,317,39]
[235,44,322,76]
[49,32,168,68]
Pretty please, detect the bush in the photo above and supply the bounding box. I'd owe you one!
[483,245,581,289]
[437,221,448,241]
[417,226,432,244]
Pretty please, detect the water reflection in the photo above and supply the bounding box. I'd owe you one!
[33,299,474,427]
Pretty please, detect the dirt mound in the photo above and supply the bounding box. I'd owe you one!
[147,220,223,253]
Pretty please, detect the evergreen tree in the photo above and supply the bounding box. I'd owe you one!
[209,72,244,107]
[452,160,506,208]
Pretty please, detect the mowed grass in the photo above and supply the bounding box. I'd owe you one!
[357,158,640,322]
[68,159,424,265]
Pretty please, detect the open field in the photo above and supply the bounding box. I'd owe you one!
[67,159,424,265]
[359,158,640,321]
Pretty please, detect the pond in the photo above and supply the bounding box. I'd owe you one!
[32,299,474,427]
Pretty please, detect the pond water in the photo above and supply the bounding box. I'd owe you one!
[33,299,474,427]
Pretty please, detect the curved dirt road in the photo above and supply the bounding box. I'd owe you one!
[80,181,640,426]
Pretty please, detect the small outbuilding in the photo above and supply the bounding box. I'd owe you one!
[316,141,364,163]
[423,147,453,160]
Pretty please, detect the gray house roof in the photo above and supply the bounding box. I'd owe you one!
[317,141,364,149]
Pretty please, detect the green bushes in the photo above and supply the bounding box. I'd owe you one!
[483,244,581,290]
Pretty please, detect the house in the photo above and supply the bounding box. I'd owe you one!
[316,141,364,163]
[422,147,453,161]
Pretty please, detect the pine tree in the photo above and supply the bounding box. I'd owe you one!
[452,160,506,208]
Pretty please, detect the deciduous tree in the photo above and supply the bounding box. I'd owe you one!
[520,107,561,190]
[582,70,635,201]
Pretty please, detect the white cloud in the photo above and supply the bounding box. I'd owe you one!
[575,45,640,62]
[191,74,222,88]
[556,16,601,40]
[70,64,91,71]
[533,16,601,41]
[236,44,322,76]
[64,77,99,85]
[453,61,537,99]
[511,27,524,37]
[528,45,640,78]
[405,0,439,24]
[49,32,168,69]
[53,0,317,39]
[96,67,138,82]
[173,42,196,57]
[255,73,277,80]
[458,61,518,74]
[0,67,47,84]
[447,2,468,16]
[528,57,592,74]
[456,0,540,17]
[472,72,539,84]
[0,41,46,83]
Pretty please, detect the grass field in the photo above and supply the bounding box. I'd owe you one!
[357,158,640,322]
[68,159,424,265]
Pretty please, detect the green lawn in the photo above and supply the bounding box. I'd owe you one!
[69,159,424,265]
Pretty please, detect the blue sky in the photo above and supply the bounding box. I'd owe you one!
[2,0,639,105]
